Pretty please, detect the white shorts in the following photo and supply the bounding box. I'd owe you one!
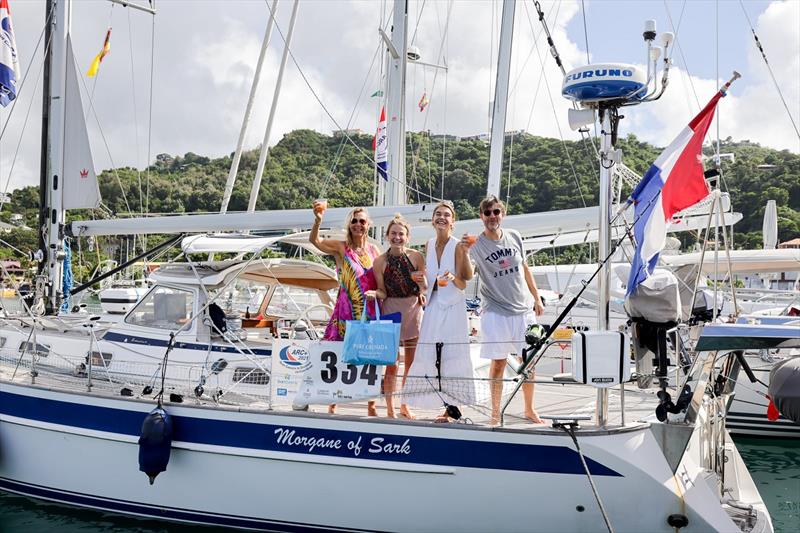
[480,310,535,360]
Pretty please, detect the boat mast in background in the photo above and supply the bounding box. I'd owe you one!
[486,0,515,198]
[383,0,408,205]
[219,0,279,214]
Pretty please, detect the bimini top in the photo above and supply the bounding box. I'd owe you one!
[149,258,338,291]
[562,63,647,103]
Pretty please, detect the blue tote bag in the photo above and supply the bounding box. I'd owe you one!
[342,303,401,366]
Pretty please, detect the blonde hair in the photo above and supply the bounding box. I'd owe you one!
[433,200,457,220]
[345,207,370,248]
[385,214,411,237]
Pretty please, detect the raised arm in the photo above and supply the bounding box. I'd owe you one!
[309,203,345,257]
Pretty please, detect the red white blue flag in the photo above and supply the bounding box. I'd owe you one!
[626,91,722,296]
[0,0,20,107]
[373,106,388,181]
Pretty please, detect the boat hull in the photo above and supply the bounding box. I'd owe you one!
[728,354,800,439]
[0,382,765,532]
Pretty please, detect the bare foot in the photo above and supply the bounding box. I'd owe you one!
[434,415,451,423]
[386,409,396,419]
[328,404,337,414]
[524,410,544,424]
[399,404,416,420]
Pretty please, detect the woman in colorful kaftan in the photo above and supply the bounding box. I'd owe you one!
[310,202,380,415]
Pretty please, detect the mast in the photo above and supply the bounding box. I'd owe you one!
[486,0,515,198]
[384,0,408,206]
[39,0,71,314]
[220,0,279,214]
[247,0,300,213]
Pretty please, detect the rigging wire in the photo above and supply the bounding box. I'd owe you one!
[0,6,52,145]
[522,0,588,208]
[738,0,800,143]
[405,0,454,204]
[1,32,51,203]
[408,0,428,48]
[580,0,590,65]
[529,0,599,163]
[145,2,157,241]
[126,8,144,217]
[75,53,134,218]
[266,1,440,203]
[662,0,701,112]
[320,38,384,196]
[0,8,55,205]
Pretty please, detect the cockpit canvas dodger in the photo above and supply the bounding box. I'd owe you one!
[572,331,631,388]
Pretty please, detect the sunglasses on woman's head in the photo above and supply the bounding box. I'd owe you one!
[351,218,368,225]
[483,208,502,217]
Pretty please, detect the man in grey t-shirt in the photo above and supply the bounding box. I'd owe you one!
[464,195,544,424]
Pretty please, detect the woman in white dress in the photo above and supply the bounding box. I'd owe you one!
[406,201,476,418]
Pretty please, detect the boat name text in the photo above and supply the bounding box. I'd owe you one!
[274,427,412,457]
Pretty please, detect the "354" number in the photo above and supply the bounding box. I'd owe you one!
[319,351,379,386]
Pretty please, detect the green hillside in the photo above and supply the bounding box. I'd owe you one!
[2,130,798,271]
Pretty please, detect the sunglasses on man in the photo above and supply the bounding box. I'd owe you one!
[482,208,502,217]
[351,218,368,225]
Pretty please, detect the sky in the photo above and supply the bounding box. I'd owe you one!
[1,0,798,196]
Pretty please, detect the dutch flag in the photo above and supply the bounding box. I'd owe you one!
[373,106,388,181]
[626,91,724,296]
[0,0,20,107]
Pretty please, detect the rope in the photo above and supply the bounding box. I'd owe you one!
[557,421,614,533]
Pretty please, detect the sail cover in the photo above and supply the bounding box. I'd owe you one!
[62,37,101,210]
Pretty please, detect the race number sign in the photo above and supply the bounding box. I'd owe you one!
[293,341,381,407]
[270,339,313,406]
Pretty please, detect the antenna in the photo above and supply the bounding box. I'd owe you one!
[558,20,674,427]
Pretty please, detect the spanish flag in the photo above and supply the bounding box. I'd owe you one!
[86,28,111,78]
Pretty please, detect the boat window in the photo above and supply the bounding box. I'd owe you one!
[0,337,6,348]
[87,351,113,366]
[211,280,269,316]
[125,286,195,330]
[233,367,270,385]
[266,285,332,322]
[19,341,50,356]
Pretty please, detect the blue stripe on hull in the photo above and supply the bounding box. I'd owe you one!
[0,390,622,476]
[0,477,368,532]
[102,331,272,356]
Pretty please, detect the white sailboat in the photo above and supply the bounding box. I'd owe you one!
[0,2,776,531]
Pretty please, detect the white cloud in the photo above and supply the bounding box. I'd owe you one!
[1,0,797,197]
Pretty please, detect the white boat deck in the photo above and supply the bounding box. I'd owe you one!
[0,346,664,434]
